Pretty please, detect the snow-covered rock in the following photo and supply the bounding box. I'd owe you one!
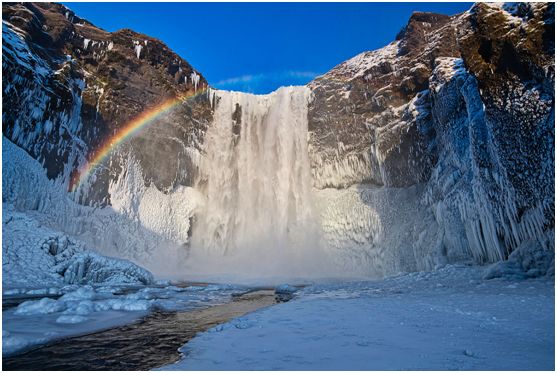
[60,253,154,285]
[2,203,154,288]
[483,229,555,280]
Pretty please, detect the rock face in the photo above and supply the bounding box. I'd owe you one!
[308,2,554,275]
[3,2,212,206]
[2,2,554,278]
[308,11,460,189]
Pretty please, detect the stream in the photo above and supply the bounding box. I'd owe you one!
[3,289,279,370]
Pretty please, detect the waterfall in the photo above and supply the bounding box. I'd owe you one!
[188,86,330,280]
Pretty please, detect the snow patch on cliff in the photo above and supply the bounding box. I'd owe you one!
[331,41,399,79]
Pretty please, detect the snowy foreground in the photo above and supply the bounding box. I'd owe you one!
[162,265,554,371]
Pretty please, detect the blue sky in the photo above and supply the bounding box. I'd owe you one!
[64,2,472,93]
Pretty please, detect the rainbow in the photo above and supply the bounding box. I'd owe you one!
[70,88,208,192]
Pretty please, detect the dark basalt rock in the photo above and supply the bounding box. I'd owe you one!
[307,9,460,189]
[3,2,213,205]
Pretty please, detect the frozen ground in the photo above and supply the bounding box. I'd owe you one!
[2,282,245,357]
[163,265,554,371]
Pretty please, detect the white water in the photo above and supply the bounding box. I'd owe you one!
[187,87,333,280]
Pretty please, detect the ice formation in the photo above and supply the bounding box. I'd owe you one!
[132,41,143,58]
[2,136,195,282]
[2,204,154,288]
[190,71,200,92]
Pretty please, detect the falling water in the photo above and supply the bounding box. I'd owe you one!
[188,86,330,280]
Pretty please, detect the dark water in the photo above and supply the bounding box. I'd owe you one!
[3,290,277,371]
[2,294,60,310]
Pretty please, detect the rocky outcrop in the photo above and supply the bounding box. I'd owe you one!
[307,11,460,189]
[309,3,554,273]
[3,2,212,205]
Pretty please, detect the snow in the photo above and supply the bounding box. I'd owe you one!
[328,41,399,79]
[431,57,467,92]
[162,265,554,370]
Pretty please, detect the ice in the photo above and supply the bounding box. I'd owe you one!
[14,298,66,316]
[134,44,142,59]
[190,71,200,91]
[56,315,88,324]
[2,202,155,288]
[274,284,298,294]
[61,253,154,285]
[483,229,555,280]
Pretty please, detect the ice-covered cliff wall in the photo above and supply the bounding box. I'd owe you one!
[307,3,554,278]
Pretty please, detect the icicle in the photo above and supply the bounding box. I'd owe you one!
[190,71,200,92]
[134,44,143,59]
